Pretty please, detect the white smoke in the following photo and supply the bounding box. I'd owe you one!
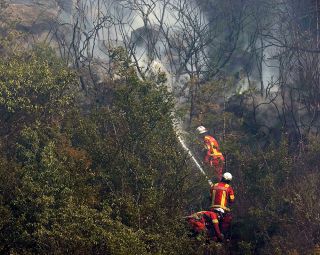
[53,0,283,179]
[150,59,212,186]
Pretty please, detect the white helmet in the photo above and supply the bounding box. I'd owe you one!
[222,172,232,181]
[196,126,208,134]
[214,208,225,214]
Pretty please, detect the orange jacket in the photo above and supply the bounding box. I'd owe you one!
[210,182,235,211]
[187,211,222,237]
[204,135,224,161]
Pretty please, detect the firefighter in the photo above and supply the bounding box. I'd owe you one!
[209,172,235,238]
[186,210,224,241]
[210,172,234,212]
[196,125,225,180]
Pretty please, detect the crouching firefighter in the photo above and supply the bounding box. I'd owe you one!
[186,210,224,242]
[209,172,235,238]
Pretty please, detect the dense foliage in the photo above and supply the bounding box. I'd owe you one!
[1,0,320,252]
[1,41,320,255]
[1,43,317,255]
[191,79,320,254]
[0,43,210,254]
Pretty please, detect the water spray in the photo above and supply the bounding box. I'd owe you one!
[175,126,213,187]
[150,60,213,187]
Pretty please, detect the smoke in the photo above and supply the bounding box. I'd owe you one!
[150,59,212,186]
[54,0,288,169]
[261,43,279,93]
[57,0,207,79]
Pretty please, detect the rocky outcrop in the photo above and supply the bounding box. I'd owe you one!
[7,0,74,38]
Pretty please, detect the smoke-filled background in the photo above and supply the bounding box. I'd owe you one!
[10,0,320,137]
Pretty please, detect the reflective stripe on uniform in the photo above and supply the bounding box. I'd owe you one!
[209,151,223,156]
[205,136,223,157]
[213,186,228,191]
[221,190,226,208]
[211,183,233,211]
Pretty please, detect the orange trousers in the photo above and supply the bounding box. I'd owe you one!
[208,156,225,180]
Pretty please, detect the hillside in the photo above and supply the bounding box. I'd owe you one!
[1,1,320,254]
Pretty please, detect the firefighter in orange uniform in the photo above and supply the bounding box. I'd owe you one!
[196,126,225,180]
[209,172,234,237]
[186,210,224,241]
[210,172,235,212]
